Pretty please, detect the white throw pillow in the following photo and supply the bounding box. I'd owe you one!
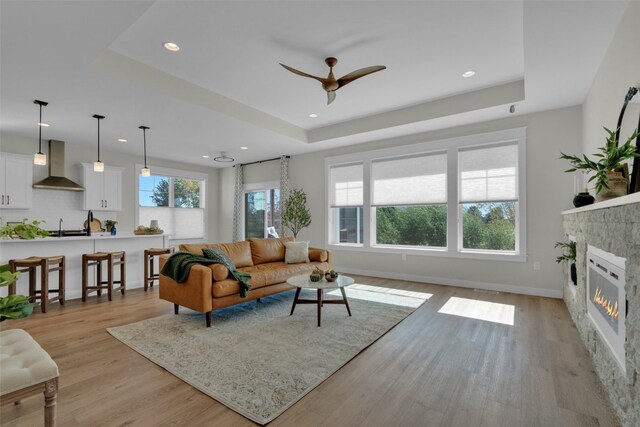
[284,241,310,264]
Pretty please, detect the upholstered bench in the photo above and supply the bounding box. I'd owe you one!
[0,329,59,426]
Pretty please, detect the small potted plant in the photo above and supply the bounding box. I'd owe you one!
[325,269,339,282]
[104,220,118,233]
[0,264,37,321]
[560,127,639,202]
[309,268,324,282]
[555,241,577,286]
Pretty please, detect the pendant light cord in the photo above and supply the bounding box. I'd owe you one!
[97,118,100,161]
[143,128,147,168]
[38,104,43,154]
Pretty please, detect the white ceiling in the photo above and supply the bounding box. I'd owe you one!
[0,1,628,168]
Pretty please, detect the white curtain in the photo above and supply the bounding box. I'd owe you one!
[279,156,290,236]
[232,165,244,242]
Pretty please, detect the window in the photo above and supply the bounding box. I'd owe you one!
[329,164,363,244]
[244,188,280,238]
[459,143,518,252]
[372,153,447,247]
[325,128,526,261]
[137,166,206,240]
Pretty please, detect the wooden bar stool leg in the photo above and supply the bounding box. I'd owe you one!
[82,255,88,302]
[107,255,113,302]
[96,261,102,297]
[149,254,155,289]
[121,252,126,295]
[59,257,65,305]
[28,266,36,303]
[40,258,48,314]
[8,260,17,295]
[143,252,149,292]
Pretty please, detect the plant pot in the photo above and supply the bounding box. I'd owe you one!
[105,225,112,232]
[572,192,594,207]
[596,171,628,202]
[570,262,577,286]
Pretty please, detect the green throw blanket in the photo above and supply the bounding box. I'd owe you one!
[161,251,252,298]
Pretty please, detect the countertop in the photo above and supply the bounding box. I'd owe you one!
[0,233,169,243]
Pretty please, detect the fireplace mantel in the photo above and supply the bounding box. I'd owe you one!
[562,191,640,215]
[562,198,639,426]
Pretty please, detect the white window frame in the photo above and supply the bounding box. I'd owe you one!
[324,128,527,262]
[135,164,208,242]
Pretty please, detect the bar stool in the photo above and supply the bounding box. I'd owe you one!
[8,256,65,314]
[82,251,126,302]
[144,248,172,291]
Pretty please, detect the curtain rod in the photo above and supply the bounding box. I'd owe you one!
[235,155,289,167]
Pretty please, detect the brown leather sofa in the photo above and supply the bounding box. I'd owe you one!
[159,237,332,326]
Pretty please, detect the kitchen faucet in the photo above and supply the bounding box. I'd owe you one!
[86,210,93,236]
[58,218,63,238]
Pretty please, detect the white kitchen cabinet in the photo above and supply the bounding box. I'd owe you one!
[79,163,123,211]
[0,152,33,209]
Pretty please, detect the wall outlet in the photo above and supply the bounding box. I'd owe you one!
[401,254,407,261]
[533,261,541,271]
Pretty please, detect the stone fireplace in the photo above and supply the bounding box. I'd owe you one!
[562,193,640,427]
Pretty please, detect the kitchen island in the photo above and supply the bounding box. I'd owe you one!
[0,233,171,300]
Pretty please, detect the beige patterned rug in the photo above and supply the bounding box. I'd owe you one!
[107,285,429,424]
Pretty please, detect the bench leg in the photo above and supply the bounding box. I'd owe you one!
[44,377,58,427]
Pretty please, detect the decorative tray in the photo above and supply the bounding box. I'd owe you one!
[134,229,164,235]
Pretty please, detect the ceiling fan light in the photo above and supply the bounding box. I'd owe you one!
[141,167,151,177]
[93,160,104,172]
[214,154,235,163]
[34,152,47,166]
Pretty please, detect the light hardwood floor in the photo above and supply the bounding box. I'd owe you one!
[1,276,619,426]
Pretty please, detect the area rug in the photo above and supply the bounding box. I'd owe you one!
[107,285,429,424]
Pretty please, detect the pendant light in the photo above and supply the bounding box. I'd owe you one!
[139,125,151,176]
[33,100,48,165]
[93,114,105,172]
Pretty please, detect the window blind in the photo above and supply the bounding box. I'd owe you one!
[139,206,204,239]
[329,164,363,207]
[459,143,518,203]
[371,153,447,206]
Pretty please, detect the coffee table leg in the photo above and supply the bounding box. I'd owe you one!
[290,287,302,315]
[340,287,352,316]
[317,288,323,327]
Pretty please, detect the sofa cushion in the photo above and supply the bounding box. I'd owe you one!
[208,264,229,281]
[248,237,293,265]
[212,272,267,298]
[179,241,253,268]
[284,241,310,264]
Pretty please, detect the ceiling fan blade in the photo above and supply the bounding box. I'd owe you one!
[327,90,336,105]
[279,63,327,83]
[337,65,386,88]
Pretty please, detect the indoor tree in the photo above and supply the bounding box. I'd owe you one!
[282,189,311,239]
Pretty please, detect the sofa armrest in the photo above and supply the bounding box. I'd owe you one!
[159,256,213,313]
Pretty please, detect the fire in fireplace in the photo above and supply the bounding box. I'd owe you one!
[586,245,626,373]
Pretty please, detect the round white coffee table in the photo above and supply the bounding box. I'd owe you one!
[287,274,355,327]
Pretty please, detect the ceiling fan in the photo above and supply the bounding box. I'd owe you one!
[279,57,386,105]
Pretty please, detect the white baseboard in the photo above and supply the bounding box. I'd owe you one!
[334,266,563,299]
[64,280,146,301]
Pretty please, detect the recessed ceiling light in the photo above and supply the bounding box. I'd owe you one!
[240,146,248,150]
[37,122,50,127]
[202,155,210,158]
[462,70,476,78]
[309,113,318,118]
[164,42,180,52]
[117,138,127,142]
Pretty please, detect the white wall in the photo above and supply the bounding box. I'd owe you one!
[0,131,220,244]
[582,1,640,157]
[219,106,582,297]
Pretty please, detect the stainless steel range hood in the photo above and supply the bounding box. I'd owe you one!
[32,140,85,191]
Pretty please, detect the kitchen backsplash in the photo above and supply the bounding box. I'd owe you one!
[0,189,118,231]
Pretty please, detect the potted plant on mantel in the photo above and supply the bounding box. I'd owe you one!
[282,188,312,240]
[560,127,639,202]
[555,241,577,286]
